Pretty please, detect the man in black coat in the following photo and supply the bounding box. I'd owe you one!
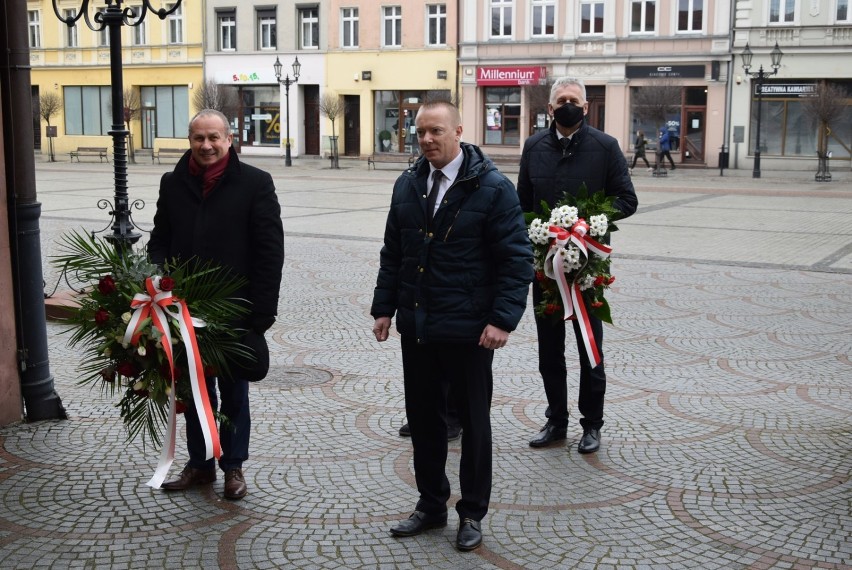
[518,77,638,455]
[371,101,532,552]
[148,109,284,500]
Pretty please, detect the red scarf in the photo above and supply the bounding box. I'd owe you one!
[188,152,230,197]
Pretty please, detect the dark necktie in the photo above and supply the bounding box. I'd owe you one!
[560,137,571,154]
[427,170,443,225]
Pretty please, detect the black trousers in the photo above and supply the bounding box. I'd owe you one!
[631,153,650,169]
[401,336,493,522]
[532,284,606,431]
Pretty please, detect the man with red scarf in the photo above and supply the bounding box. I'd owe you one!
[148,109,284,500]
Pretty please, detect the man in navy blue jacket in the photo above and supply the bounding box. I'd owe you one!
[371,100,532,552]
[518,77,638,455]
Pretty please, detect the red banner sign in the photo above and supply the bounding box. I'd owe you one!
[477,66,546,86]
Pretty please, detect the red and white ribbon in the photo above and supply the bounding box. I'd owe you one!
[122,276,221,488]
[542,220,613,367]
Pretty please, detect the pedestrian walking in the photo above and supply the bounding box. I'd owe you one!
[630,130,652,173]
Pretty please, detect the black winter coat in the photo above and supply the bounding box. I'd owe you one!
[371,143,533,344]
[517,122,638,219]
[147,147,284,320]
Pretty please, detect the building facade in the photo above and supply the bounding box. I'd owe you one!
[730,0,852,172]
[28,0,204,159]
[458,0,733,167]
[204,0,327,158]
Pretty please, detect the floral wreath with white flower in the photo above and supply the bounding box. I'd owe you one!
[526,183,623,327]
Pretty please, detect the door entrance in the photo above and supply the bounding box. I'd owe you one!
[343,95,360,156]
[304,85,320,156]
[142,108,155,149]
[682,108,705,163]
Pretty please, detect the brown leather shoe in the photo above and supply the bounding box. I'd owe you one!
[224,468,247,500]
[161,466,216,491]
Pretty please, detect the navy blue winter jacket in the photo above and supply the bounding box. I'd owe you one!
[517,122,638,219]
[371,143,533,344]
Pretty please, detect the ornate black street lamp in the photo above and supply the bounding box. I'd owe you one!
[273,56,301,167]
[740,42,783,179]
[52,0,183,251]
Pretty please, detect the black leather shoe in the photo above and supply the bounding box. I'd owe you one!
[447,424,462,441]
[398,423,411,437]
[529,423,567,448]
[456,518,482,551]
[389,511,448,537]
[578,428,601,454]
[161,465,215,490]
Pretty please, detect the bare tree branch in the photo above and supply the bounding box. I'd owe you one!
[39,92,62,126]
[631,79,682,133]
[192,81,240,122]
[801,81,848,156]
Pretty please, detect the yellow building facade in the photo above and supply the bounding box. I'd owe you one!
[28,0,204,159]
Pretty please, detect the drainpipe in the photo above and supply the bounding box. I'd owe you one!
[0,1,66,421]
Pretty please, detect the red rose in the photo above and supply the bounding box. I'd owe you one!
[97,275,116,295]
[607,276,616,285]
[535,271,546,282]
[116,361,137,378]
[591,301,604,308]
[94,308,110,326]
[159,276,175,292]
[99,366,116,383]
[544,303,560,315]
[594,275,606,287]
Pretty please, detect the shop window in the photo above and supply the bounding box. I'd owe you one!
[141,85,189,138]
[237,86,281,147]
[484,88,521,145]
[64,86,111,136]
[373,90,450,153]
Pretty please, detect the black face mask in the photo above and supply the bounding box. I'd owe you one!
[553,103,585,129]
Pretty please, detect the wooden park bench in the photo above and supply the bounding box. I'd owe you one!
[367,153,417,170]
[152,147,187,164]
[69,147,109,163]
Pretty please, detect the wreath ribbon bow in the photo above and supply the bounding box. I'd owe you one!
[542,221,612,367]
[122,276,221,488]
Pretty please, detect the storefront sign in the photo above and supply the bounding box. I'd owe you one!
[626,65,706,79]
[232,72,262,82]
[754,83,816,97]
[477,66,546,86]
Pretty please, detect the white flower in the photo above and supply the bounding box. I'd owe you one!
[528,218,550,245]
[549,205,578,228]
[558,244,581,271]
[133,380,146,392]
[579,274,596,291]
[103,347,112,358]
[121,312,132,324]
[137,345,147,357]
[589,214,608,237]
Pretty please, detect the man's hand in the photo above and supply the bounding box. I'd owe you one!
[373,317,392,342]
[479,324,509,350]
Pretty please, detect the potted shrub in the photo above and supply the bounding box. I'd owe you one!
[378,130,392,152]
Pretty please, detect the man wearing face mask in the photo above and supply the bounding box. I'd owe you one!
[517,77,638,454]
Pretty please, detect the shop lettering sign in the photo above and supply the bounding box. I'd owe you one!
[477,66,547,86]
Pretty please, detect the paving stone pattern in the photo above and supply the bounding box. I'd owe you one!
[0,158,849,569]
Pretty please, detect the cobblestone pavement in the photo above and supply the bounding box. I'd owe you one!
[1,156,850,569]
